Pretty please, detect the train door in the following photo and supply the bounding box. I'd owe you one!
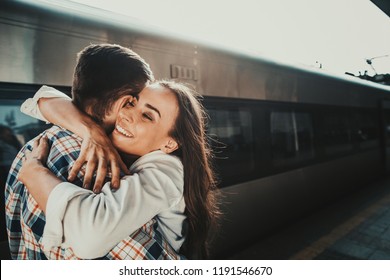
[381,100,390,174]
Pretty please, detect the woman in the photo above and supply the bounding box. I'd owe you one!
[18,81,220,259]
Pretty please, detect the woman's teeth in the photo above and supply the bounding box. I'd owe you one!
[116,125,132,137]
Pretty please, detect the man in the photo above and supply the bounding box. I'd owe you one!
[0,125,21,241]
[5,44,181,259]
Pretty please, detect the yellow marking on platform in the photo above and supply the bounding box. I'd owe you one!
[290,189,390,259]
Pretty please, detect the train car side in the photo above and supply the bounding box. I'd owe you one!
[1,1,390,259]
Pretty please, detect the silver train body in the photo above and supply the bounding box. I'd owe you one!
[1,1,390,258]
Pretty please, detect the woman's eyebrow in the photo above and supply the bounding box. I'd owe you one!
[145,103,161,118]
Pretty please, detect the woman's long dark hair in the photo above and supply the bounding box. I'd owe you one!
[158,81,221,259]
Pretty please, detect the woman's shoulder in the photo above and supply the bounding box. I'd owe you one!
[128,150,184,195]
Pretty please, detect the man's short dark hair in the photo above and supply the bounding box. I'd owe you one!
[72,44,154,123]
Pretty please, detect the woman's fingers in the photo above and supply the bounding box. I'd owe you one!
[66,135,127,192]
[83,159,97,190]
[92,157,108,193]
[37,135,50,163]
[27,135,50,164]
[119,158,130,175]
[19,135,50,185]
[68,151,86,181]
[32,138,40,150]
[110,160,120,190]
[23,149,31,162]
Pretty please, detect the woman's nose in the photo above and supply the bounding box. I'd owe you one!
[120,107,136,123]
[121,111,134,123]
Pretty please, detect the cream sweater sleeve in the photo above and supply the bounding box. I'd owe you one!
[41,151,184,259]
[21,85,71,123]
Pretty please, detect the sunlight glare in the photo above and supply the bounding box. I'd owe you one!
[70,0,390,75]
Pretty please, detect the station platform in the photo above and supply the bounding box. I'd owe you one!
[228,177,390,260]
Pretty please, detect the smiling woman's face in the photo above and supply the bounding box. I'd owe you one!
[110,84,179,157]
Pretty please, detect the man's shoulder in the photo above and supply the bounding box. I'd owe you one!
[45,126,82,142]
[16,126,82,158]
[36,126,82,180]
[42,126,82,158]
[22,126,81,147]
[6,126,82,190]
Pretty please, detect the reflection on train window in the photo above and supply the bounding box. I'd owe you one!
[351,110,379,150]
[0,100,50,173]
[270,110,315,167]
[383,110,390,147]
[319,110,353,156]
[207,107,255,179]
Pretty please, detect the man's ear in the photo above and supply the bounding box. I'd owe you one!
[162,138,179,154]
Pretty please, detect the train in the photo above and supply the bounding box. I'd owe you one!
[1,0,390,259]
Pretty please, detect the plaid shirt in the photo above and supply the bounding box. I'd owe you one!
[5,126,184,260]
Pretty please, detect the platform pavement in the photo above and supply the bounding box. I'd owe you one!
[228,177,390,260]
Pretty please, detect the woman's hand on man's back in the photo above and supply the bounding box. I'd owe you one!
[67,124,129,193]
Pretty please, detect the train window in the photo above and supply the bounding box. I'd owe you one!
[318,110,353,156]
[207,107,256,183]
[0,100,50,145]
[0,100,50,174]
[270,110,315,167]
[384,110,390,147]
[351,110,379,150]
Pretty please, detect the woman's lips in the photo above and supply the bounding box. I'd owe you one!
[115,124,133,137]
